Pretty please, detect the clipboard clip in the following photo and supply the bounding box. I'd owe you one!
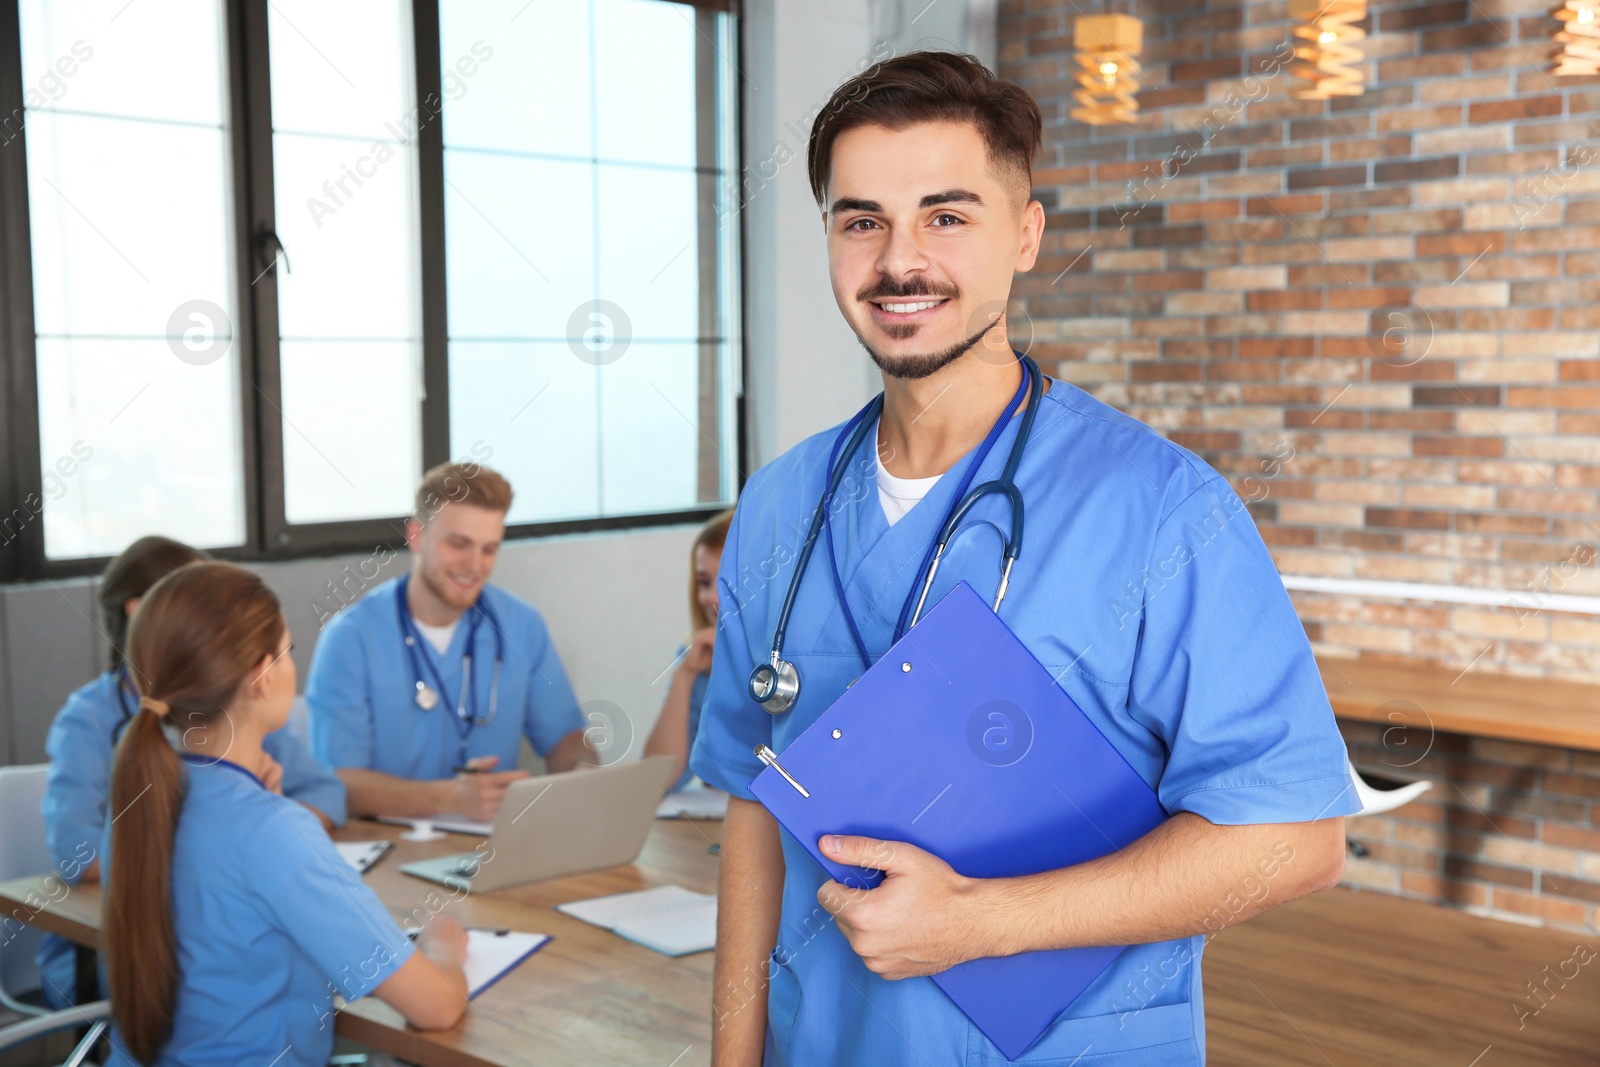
[755,744,810,798]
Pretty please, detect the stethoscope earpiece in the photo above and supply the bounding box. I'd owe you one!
[749,658,800,715]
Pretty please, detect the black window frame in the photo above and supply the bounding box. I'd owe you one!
[0,0,745,584]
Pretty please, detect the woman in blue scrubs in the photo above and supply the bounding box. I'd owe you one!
[37,536,347,1009]
[690,52,1357,1066]
[103,561,467,1065]
[645,508,732,791]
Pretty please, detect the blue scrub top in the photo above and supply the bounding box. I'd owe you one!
[305,577,584,779]
[103,757,413,1067]
[690,376,1359,1066]
[37,670,347,1008]
[667,645,710,793]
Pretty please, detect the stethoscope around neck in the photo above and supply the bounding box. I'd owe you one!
[397,575,505,746]
[749,351,1042,715]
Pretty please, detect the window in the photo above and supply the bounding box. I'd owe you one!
[441,0,740,525]
[267,0,423,526]
[17,0,244,559]
[0,0,740,578]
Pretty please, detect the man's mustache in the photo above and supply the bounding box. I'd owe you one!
[857,279,960,302]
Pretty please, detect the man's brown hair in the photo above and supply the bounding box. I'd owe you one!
[414,461,514,520]
[807,51,1043,209]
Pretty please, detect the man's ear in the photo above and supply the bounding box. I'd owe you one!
[1014,198,1045,274]
[404,517,424,553]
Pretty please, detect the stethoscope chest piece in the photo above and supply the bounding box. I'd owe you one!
[749,657,800,715]
[414,680,439,711]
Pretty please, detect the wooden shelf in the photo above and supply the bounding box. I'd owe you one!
[1319,655,1600,753]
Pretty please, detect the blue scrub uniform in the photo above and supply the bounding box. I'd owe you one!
[37,670,347,1008]
[690,376,1360,1066]
[667,643,710,793]
[103,756,413,1067]
[306,578,584,780]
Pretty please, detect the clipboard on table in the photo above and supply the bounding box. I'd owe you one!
[749,581,1169,1061]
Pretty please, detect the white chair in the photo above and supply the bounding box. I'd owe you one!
[0,764,53,1017]
[1346,758,1431,860]
[0,1000,109,1064]
[1349,758,1432,815]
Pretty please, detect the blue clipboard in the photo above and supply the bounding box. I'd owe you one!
[750,581,1169,1061]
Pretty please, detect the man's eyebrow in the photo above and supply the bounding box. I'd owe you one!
[831,196,881,214]
[920,189,983,208]
[830,190,986,214]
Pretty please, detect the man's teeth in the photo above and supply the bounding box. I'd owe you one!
[878,300,944,313]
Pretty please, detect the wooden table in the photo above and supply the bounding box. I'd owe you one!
[0,817,724,1067]
[9,815,1597,1065]
[1318,654,1600,752]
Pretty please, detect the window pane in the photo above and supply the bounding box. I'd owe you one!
[594,0,696,168]
[444,152,592,340]
[448,342,599,524]
[18,0,224,125]
[21,0,244,558]
[438,0,591,158]
[442,0,739,521]
[35,341,243,558]
[598,344,700,513]
[265,2,410,140]
[279,341,422,524]
[596,164,698,341]
[269,0,422,525]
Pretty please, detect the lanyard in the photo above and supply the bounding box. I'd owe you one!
[824,362,1033,670]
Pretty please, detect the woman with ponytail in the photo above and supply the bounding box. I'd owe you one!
[38,535,348,1008]
[103,561,467,1065]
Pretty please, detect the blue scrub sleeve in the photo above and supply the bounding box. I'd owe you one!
[251,803,415,1002]
[688,506,773,800]
[520,617,584,758]
[1128,478,1359,825]
[41,698,114,878]
[305,617,377,770]
[265,728,349,827]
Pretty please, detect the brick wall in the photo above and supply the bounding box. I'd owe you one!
[996,0,1600,928]
[1341,720,1600,932]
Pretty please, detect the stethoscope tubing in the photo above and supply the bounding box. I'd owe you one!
[397,574,505,731]
[751,352,1042,712]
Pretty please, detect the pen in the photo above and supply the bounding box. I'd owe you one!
[405,925,509,938]
[452,764,491,774]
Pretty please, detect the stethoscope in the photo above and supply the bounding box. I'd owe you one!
[749,351,1043,715]
[397,575,504,759]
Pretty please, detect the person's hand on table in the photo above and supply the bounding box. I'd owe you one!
[415,914,469,970]
[445,755,528,822]
[815,834,989,981]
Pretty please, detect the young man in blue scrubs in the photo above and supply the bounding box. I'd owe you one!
[307,462,590,821]
[38,535,345,1008]
[690,53,1359,1065]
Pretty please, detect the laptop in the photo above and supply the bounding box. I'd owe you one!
[400,755,679,893]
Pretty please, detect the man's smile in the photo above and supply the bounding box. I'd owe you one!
[869,297,950,324]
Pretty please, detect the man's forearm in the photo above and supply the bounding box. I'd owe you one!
[712,797,785,1067]
[545,728,594,772]
[980,813,1346,956]
[338,767,451,819]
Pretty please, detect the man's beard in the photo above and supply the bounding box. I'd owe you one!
[861,319,994,381]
